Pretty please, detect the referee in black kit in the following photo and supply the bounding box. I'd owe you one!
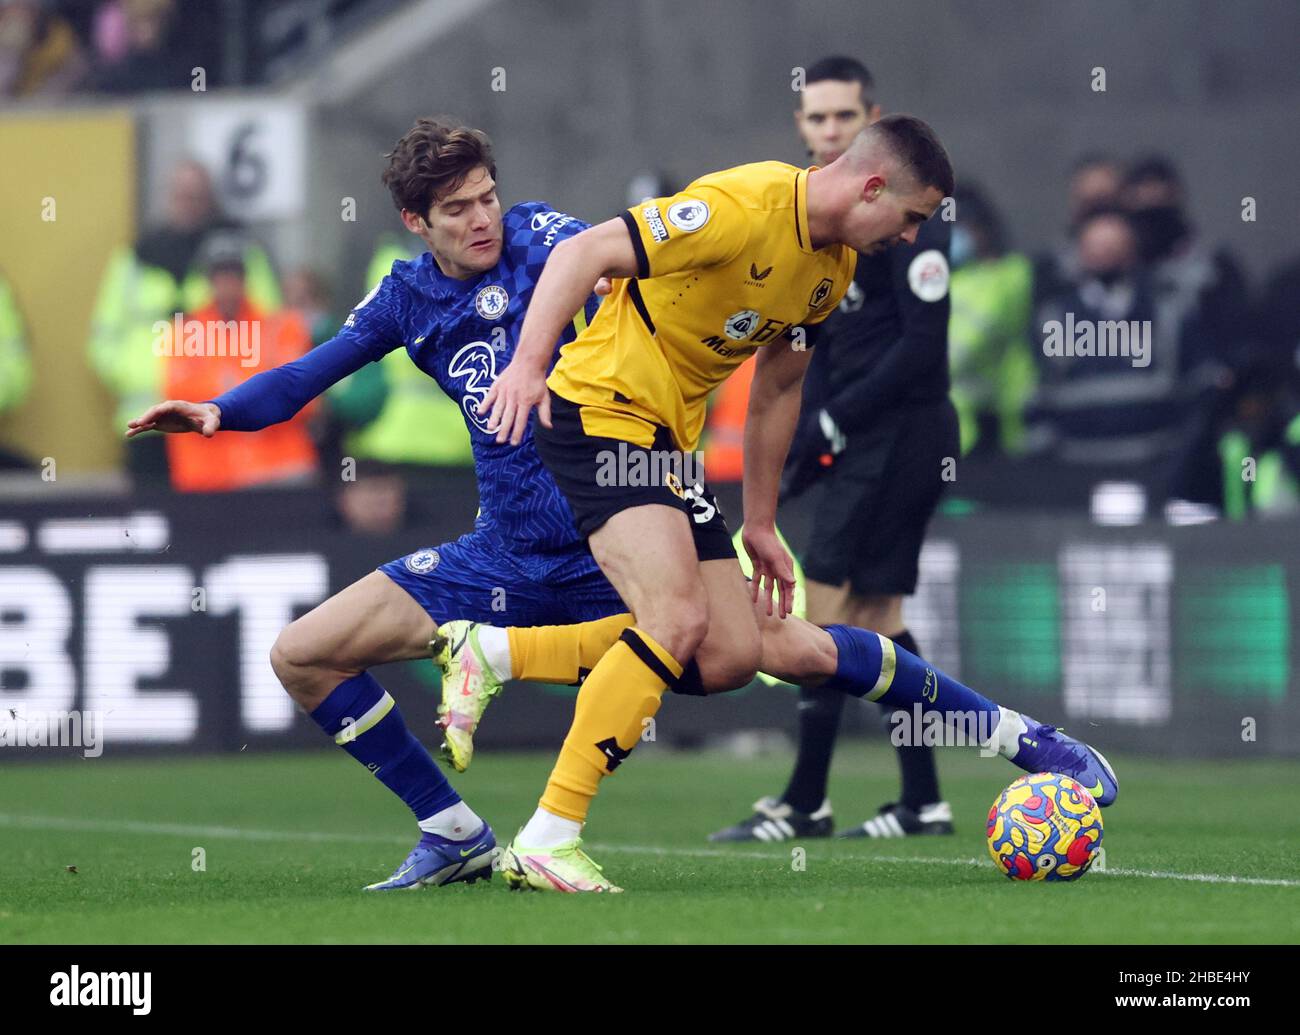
[712,56,960,842]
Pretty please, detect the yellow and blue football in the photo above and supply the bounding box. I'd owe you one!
[987,772,1103,881]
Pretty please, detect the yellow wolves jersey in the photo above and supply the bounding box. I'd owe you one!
[547,161,857,451]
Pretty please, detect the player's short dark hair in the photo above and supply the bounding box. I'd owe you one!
[381,117,497,216]
[804,55,875,107]
[870,113,955,198]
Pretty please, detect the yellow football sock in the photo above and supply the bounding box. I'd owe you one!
[540,626,683,823]
[507,613,634,684]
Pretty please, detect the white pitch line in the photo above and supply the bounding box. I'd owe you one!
[2,813,1297,888]
[1096,867,1300,888]
[0,813,409,847]
[591,843,1300,888]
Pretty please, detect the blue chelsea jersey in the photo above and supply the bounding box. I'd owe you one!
[337,201,597,553]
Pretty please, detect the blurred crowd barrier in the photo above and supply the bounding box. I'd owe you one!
[0,479,1294,759]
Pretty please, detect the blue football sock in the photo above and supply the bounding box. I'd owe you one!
[310,672,461,822]
[822,625,1000,734]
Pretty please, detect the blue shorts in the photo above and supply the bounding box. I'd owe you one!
[377,528,627,627]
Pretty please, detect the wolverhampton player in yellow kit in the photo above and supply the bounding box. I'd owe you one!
[481,117,955,890]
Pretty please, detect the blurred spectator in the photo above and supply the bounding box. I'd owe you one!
[87,158,279,485]
[1124,156,1252,505]
[92,0,131,65]
[1214,350,1300,519]
[701,354,753,480]
[282,267,338,347]
[0,0,88,98]
[1028,208,1177,474]
[1123,156,1250,368]
[1034,153,1124,307]
[0,268,34,469]
[89,0,216,94]
[947,183,1035,456]
[163,236,318,492]
[1253,254,1300,376]
[1068,153,1124,226]
[321,237,472,475]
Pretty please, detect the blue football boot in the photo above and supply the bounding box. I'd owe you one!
[363,825,496,891]
[1008,716,1119,807]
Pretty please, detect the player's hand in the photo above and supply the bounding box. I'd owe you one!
[594,276,613,296]
[125,400,221,439]
[743,523,797,619]
[478,359,550,445]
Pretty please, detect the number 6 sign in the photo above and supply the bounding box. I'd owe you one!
[186,102,306,221]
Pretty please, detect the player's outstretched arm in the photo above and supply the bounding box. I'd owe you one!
[742,333,815,619]
[125,274,409,438]
[126,399,221,438]
[480,218,638,445]
[125,330,393,439]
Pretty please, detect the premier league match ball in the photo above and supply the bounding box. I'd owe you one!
[986,772,1104,881]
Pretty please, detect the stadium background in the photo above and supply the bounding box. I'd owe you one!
[1,0,1298,767]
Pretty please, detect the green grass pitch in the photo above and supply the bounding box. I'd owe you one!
[2,742,1298,943]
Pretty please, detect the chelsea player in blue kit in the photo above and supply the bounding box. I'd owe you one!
[127,118,625,890]
[128,117,1118,893]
